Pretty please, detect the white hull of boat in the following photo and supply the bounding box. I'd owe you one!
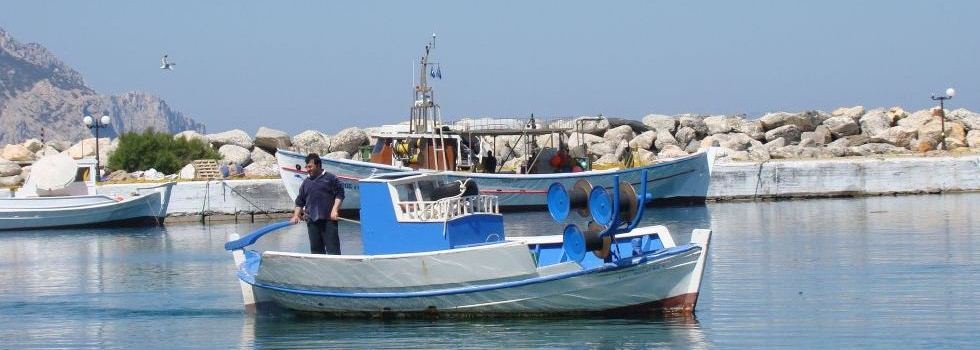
[0,183,175,230]
[276,149,714,210]
[231,228,711,316]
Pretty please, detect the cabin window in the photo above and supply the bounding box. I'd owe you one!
[395,183,417,202]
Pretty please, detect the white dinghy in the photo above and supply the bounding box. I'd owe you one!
[0,154,175,230]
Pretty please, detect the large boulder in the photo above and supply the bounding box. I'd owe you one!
[918,120,966,147]
[603,125,636,142]
[67,138,111,160]
[734,119,766,141]
[250,147,276,164]
[174,130,208,143]
[822,116,861,138]
[859,108,893,137]
[292,130,332,154]
[588,141,618,158]
[720,133,761,151]
[832,106,865,122]
[628,131,656,150]
[208,129,253,149]
[759,111,817,132]
[703,115,738,135]
[967,130,980,148]
[765,125,802,143]
[254,127,292,152]
[45,140,71,152]
[0,175,23,187]
[656,144,688,159]
[846,143,911,156]
[244,162,279,177]
[654,129,679,150]
[886,107,908,122]
[0,159,22,176]
[330,127,369,155]
[35,145,60,158]
[674,126,697,147]
[22,138,43,153]
[641,114,677,133]
[2,144,35,162]
[218,144,251,166]
[677,115,708,138]
[897,109,935,129]
[179,164,196,180]
[947,108,980,131]
[870,125,917,148]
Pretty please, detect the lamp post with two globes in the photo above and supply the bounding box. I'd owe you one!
[930,87,956,150]
[83,115,112,181]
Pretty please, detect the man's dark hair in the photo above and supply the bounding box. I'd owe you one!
[305,153,322,166]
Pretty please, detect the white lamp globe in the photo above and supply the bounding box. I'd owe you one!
[100,115,111,125]
[83,115,93,126]
[946,88,956,97]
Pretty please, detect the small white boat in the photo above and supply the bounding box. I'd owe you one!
[0,155,175,230]
[226,169,711,317]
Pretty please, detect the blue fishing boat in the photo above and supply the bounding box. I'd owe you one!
[226,168,712,317]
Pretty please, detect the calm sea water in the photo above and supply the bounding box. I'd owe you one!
[1,193,977,349]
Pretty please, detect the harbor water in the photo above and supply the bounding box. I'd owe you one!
[1,193,977,348]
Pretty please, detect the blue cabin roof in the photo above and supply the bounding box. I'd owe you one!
[359,173,505,255]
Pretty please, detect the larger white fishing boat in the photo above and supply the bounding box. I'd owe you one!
[226,169,711,317]
[277,35,714,210]
[0,154,175,230]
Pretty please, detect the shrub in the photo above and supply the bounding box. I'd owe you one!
[108,129,220,174]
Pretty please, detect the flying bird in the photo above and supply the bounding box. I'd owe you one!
[161,55,176,70]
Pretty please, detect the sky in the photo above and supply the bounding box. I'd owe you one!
[1,0,977,135]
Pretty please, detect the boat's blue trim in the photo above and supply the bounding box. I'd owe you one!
[224,221,293,250]
[237,244,700,299]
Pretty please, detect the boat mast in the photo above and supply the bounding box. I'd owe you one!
[409,34,453,170]
[411,34,439,134]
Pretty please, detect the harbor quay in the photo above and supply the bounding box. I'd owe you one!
[3,154,968,221]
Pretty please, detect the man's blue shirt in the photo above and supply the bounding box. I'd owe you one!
[295,171,345,221]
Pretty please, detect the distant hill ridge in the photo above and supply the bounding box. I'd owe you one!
[0,26,204,145]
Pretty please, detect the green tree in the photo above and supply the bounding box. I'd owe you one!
[108,129,220,174]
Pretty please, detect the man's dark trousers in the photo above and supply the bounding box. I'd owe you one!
[307,219,340,254]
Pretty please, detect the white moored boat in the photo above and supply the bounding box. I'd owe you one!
[226,169,711,317]
[0,154,175,230]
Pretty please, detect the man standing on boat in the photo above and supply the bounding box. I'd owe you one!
[290,153,345,254]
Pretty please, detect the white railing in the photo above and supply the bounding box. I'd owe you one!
[396,195,499,222]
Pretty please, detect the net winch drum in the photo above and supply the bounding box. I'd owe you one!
[562,222,610,262]
[588,181,640,227]
[546,179,593,222]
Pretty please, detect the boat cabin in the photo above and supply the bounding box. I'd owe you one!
[16,156,99,198]
[359,173,504,255]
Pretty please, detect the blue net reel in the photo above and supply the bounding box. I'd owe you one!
[547,179,592,222]
[550,174,649,263]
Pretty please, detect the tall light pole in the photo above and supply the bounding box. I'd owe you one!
[83,114,112,181]
[930,87,956,150]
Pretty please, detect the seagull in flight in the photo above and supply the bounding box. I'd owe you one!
[161,55,176,70]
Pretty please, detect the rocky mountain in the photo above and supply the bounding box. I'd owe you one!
[0,27,204,145]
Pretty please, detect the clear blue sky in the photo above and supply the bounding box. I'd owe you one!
[2,1,976,134]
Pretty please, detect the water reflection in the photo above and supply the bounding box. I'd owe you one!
[239,314,709,349]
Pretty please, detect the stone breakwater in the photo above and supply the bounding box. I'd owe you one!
[2,105,979,187]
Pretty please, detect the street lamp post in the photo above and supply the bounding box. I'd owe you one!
[930,87,956,150]
[83,115,112,181]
